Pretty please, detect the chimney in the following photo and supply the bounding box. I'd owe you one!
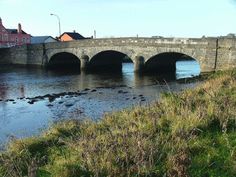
[18,23,22,34]
[0,18,2,25]
[73,30,76,33]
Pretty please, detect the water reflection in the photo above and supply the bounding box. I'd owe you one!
[176,60,201,79]
[0,61,200,145]
[0,62,200,100]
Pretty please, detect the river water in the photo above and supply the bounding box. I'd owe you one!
[0,61,200,146]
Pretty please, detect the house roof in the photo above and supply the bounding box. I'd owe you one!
[31,36,57,44]
[60,32,85,40]
[7,29,28,34]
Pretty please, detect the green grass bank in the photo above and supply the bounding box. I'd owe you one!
[1,70,236,177]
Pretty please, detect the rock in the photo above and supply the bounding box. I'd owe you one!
[59,92,67,97]
[67,92,74,95]
[83,88,90,91]
[91,89,97,92]
[47,104,53,107]
[32,99,38,102]
[43,94,51,98]
[34,96,44,100]
[79,92,88,96]
[65,104,73,107]
[5,99,14,102]
[118,90,123,94]
[28,100,35,104]
[48,95,56,102]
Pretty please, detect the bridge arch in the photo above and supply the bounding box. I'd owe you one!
[47,52,81,70]
[89,50,133,72]
[144,52,200,73]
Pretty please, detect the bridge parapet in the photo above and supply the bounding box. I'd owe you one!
[0,37,236,73]
[43,37,216,49]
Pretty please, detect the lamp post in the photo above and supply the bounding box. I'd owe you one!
[50,13,61,38]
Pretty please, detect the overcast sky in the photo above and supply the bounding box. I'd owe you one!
[1,0,236,38]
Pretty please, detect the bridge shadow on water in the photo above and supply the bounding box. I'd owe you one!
[44,61,200,87]
[45,50,200,85]
[46,50,200,82]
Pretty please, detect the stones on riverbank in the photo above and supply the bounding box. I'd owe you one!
[141,98,146,102]
[5,99,15,102]
[47,104,53,107]
[28,100,36,104]
[65,103,73,107]
[25,91,84,104]
[139,94,146,102]
[1,89,90,105]
[91,89,97,92]
[1,85,148,108]
[118,90,129,94]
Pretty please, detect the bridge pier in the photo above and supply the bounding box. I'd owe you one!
[80,55,89,71]
[134,56,145,72]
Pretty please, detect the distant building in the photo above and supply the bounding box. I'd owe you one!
[59,31,86,41]
[226,33,236,38]
[152,36,164,39]
[0,17,31,48]
[31,36,58,44]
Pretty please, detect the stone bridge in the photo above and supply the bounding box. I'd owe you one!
[0,37,236,73]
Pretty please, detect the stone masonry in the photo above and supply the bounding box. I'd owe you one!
[0,37,236,73]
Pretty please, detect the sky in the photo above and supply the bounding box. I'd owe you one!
[1,0,236,38]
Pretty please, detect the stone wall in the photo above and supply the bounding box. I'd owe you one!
[0,48,11,64]
[0,37,236,73]
[217,38,236,70]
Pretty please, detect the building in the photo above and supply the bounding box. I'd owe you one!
[59,31,86,41]
[0,18,31,48]
[31,36,58,44]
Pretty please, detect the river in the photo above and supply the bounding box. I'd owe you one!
[0,61,200,146]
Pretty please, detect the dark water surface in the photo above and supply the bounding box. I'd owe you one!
[0,61,200,146]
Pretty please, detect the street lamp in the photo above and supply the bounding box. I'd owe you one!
[50,13,61,38]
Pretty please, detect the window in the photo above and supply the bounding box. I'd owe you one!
[4,34,8,41]
[22,38,25,43]
[0,34,2,41]
[15,38,18,42]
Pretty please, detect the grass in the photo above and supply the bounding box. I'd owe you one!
[0,70,236,177]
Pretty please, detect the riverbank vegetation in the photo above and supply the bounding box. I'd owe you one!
[1,70,236,177]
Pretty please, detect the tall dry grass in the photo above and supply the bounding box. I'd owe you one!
[1,70,236,177]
